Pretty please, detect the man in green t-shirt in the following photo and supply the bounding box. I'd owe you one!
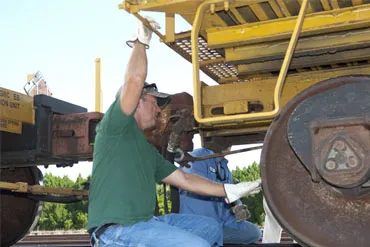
[87,17,262,247]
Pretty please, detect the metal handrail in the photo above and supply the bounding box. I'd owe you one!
[191,0,309,125]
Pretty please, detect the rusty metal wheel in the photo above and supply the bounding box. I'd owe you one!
[261,76,370,247]
[0,167,43,247]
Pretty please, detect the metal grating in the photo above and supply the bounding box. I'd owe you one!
[204,63,238,79]
[170,35,238,82]
[174,36,223,62]
[165,1,370,83]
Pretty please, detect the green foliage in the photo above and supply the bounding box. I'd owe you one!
[156,184,172,215]
[36,173,90,230]
[36,162,265,230]
[232,162,265,226]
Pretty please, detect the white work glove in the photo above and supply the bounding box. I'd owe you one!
[224,179,262,204]
[126,16,160,49]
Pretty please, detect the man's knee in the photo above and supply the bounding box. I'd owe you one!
[250,224,262,242]
[200,215,222,234]
[198,216,223,245]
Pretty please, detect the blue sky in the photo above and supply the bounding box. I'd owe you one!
[0,0,261,180]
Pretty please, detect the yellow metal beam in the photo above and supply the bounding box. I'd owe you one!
[119,0,199,14]
[268,0,284,18]
[199,57,225,67]
[352,0,364,5]
[201,125,270,137]
[230,7,246,24]
[207,4,370,49]
[95,58,102,112]
[249,3,269,21]
[320,0,332,11]
[330,0,340,9]
[225,28,370,64]
[218,76,240,84]
[165,13,175,42]
[276,0,292,16]
[237,47,370,75]
[201,65,370,125]
[0,181,89,196]
[238,64,370,81]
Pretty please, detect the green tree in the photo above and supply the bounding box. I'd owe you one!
[232,162,265,226]
[36,173,89,230]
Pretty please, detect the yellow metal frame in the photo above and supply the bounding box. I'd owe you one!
[120,0,370,128]
[202,65,370,119]
[0,87,35,134]
[191,0,309,126]
[207,4,370,48]
[95,58,102,112]
[225,28,370,64]
[0,181,88,197]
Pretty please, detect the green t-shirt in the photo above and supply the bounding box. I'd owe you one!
[87,98,177,230]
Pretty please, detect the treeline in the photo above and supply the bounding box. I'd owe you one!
[36,162,264,230]
[36,174,90,230]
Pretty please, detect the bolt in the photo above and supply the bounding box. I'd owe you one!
[335,152,347,164]
[325,160,337,170]
[333,140,346,151]
[347,156,358,168]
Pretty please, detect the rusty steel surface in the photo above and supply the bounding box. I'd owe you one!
[287,76,370,193]
[145,92,194,153]
[0,167,42,247]
[311,119,370,189]
[261,77,370,247]
[52,112,103,160]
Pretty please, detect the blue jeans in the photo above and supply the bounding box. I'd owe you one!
[223,221,262,244]
[91,213,223,247]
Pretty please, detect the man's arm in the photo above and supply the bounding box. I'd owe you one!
[120,42,147,115]
[119,17,160,115]
[162,169,262,204]
[162,169,226,197]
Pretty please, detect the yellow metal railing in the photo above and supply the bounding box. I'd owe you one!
[191,0,309,125]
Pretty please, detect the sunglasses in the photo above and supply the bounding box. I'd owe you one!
[142,83,158,95]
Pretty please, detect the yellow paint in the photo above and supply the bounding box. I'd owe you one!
[268,0,284,18]
[0,181,89,196]
[352,0,364,6]
[0,87,34,125]
[165,13,175,42]
[207,5,370,48]
[95,58,102,112]
[201,65,370,127]
[320,0,331,11]
[230,7,246,24]
[250,3,269,21]
[225,28,370,64]
[237,47,370,75]
[223,100,249,115]
[0,117,22,134]
[120,0,370,130]
[192,0,309,125]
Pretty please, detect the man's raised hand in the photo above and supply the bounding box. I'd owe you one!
[126,16,160,49]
